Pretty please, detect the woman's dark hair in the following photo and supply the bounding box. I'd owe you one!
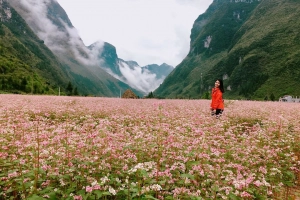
[217,79,224,93]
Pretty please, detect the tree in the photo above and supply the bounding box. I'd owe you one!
[21,77,27,91]
[66,81,73,96]
[270,93,275,101]
[201,91,210,99]
[146,91,154,98]
[73,87,79,96]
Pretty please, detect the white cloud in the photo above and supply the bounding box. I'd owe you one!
[55,0,213,66]
[9,0,212,94]
[9,0,102,66]
[118,61,163,94]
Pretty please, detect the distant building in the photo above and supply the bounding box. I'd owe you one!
[279,95,300,103]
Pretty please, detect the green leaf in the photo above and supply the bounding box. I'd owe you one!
[186,161,201,166]
[283,170,296,186]
[77,189,86,196]
[102,191,111,196]
[0,163,13,167]
[40,187,54,194]
[180,173,195,179]
[93,190,102,198]
[158,180,166,185]
[66,187,76,194]
[229,192,239,200]
[47,192,57,200]
[27,194,46,200]
[140,169,149,176]
[144,195,159,199]
[253,191,266,200]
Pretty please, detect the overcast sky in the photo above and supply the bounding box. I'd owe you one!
[55,0,213,67]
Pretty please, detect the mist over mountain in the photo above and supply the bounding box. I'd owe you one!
[4,0,299,99]
[88,41,174,94]
[5,0,173,96]
[142,63,174,80]
[0,0,70,94]
[154,0,300,100]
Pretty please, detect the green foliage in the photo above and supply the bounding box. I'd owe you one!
[155,0,300,100]
[66,81,73,96]
[146,91,155,98]
[73,87,79,96]
[264,95,268,101]
[270,93,275,101]
[201,91,210,99]
[0,2,70,95]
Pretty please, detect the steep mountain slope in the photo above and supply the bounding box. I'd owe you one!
[91,42,123,77]
[8,0,143,97]
[155,0,300,100]
[0,0,69,94]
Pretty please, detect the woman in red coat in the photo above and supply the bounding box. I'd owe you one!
[210,79,224,119]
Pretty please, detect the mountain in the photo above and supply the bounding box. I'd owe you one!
[90,42,123,77]
[142,63,174,80]
[88,41,174,94]
[5,0,172,97]
[0,0,70,94]
[7,0,145,97]
[154,0,300,100]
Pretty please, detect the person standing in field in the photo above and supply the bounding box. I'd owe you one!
[210,79,224,119]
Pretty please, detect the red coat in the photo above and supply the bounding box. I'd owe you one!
[210,87,224,110]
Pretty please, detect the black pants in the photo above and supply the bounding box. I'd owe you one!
[211,109,223,117]
[216,109,223,115]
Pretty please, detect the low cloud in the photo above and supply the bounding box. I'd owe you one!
[118,61,164,94]
[55,0,213,67]
[9,0,102,66]
[8,0,172,94]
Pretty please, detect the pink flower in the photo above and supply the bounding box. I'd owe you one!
[8,172,18,178]
[42,165,49,171]
[41,180,51,187]
[85,186,93,193]
[73,195,83,200]
[259,166,267,174]
[123,164,128,171]
[93,184,101,190]
[240,191,252,198]
[253,180,263,187]
[23,178,31,183]
[20,159,26,165]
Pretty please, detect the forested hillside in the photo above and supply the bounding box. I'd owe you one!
[0,1,70,94]
[155,0,300,100]
[4,0,144,97]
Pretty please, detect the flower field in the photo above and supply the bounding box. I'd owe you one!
[0,94,299,200]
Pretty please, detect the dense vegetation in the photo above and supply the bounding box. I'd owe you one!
[3,0,300,99]
[155,0,300,100]
[0,2,71,95]
[1,95,299,199]
[1,0,144,97]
